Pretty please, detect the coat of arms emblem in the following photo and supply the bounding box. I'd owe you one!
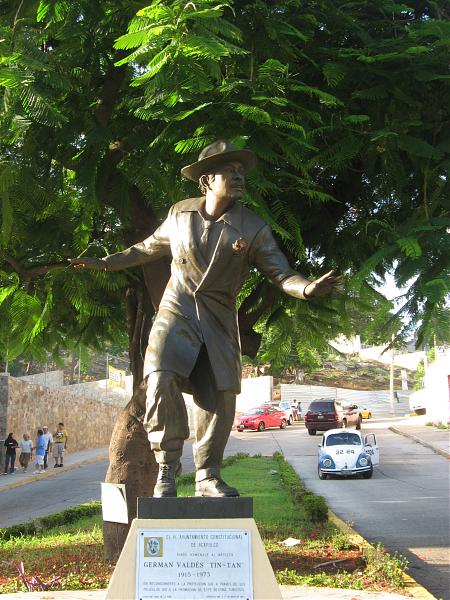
[144,537,163,557]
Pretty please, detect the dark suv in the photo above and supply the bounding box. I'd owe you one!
[304,399,362,435]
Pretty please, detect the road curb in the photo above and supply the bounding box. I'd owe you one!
[328,511,436,600]
[0,453,109,492]
[388,427,449,459]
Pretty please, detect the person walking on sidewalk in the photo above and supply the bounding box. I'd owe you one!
[53,422,68,467]
[42,426,53,471]
[19,433,33,472]
[3,433,19,474]
[33,429,46,474]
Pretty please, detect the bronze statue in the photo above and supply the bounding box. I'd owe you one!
[71,140,341,498]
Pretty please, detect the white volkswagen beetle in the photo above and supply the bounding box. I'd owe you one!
[318,429,379,479]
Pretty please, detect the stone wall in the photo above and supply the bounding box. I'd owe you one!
[0,376,8,441]
[0,375,122,452]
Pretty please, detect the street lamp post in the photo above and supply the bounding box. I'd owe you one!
[389,335,395,416]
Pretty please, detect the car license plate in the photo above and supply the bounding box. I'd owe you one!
[318,415,324,419]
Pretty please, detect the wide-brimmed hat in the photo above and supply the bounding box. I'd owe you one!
[181,140,257,182]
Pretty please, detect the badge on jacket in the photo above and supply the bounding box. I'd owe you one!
[232,238,248,255]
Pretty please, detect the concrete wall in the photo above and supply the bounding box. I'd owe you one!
[280,383,412,406]
[421,349,450,422]
[236,376,273,412]
[359,346,424,370]
[18,370,64,388]
[62,377,132,407]
[0,375,122,452]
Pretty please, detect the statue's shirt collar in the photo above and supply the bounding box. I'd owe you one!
[179,197,243,235]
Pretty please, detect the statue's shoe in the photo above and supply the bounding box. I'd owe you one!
[153,462,181,498]
[195,477,240,497]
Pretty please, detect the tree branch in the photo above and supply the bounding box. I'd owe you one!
[1,254,68,279]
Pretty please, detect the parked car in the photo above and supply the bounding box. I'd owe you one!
[304,399,362,435]
[360,408,372,419]
[409,388,428,415]
[318,429,379,479]
[278,400,294,425]
[236,406,287,432]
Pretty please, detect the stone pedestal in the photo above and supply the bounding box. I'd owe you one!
[105,497,281,600]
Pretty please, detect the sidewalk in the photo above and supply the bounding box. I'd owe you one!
[0,585,412,599]
[0,446,109,492]
[389,417,449,458]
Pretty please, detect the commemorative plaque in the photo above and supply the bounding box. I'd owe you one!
[105,503,282,599]
[136,528,252,599]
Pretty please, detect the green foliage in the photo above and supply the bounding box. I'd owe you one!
[303,494,329,524]
[413,359,425,390]
[364,543,408,589]
[0,0,448,367]
[272,451,330,526]
[0,501,101,541]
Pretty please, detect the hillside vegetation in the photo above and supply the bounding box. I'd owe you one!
[278,359,412,391]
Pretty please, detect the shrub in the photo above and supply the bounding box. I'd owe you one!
[303,494,328,523]
[0,501,101,541]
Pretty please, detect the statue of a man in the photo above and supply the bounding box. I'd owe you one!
[71,140,341,498]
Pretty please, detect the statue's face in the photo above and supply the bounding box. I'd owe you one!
[208,160,245,201]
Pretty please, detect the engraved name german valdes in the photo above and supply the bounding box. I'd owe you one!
[136,529,253,599]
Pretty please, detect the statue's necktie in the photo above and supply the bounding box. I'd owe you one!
[199,220,215,260]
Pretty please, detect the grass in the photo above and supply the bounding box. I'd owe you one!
[425,421,449,430]
[0,510,111,592]
[0,455,408,594]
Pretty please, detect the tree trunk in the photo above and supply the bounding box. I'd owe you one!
[102,282,158,562]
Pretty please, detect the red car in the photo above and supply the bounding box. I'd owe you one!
[236,405,287,432]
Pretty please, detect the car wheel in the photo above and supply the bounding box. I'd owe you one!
[280,419,287,429]
[257,421,265,432]
[415,408,426,415]
[362,467,373,479]
[308,429,316,436]
[318,466,327,480]
[342,419,347,428]
[356,417,362,430]
[237,427,244,432]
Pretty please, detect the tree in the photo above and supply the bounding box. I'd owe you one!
[0,0,448,557]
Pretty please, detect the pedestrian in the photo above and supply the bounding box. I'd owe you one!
[53,422,68,467]
[42,426,53,471]
[19,433,33,472]
[297,401,302,420]
[33,429,46,474]
[3,433,19,474]
[291,402,298,421]
[70,140,342,497]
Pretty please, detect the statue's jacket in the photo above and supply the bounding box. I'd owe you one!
[104,197,310,394]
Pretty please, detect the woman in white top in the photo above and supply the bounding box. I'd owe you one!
[19,433,33,472]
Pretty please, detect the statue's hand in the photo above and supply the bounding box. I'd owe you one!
[304,270,344,298]
[68,257,107,270]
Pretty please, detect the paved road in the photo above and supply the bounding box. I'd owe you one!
[0,416,448,599]
[227,422,449,600]
[0,460,108,526]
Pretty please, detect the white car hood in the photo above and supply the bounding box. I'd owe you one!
[323,444,363,468]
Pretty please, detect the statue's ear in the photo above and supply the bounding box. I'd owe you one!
[199,174,209,189]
